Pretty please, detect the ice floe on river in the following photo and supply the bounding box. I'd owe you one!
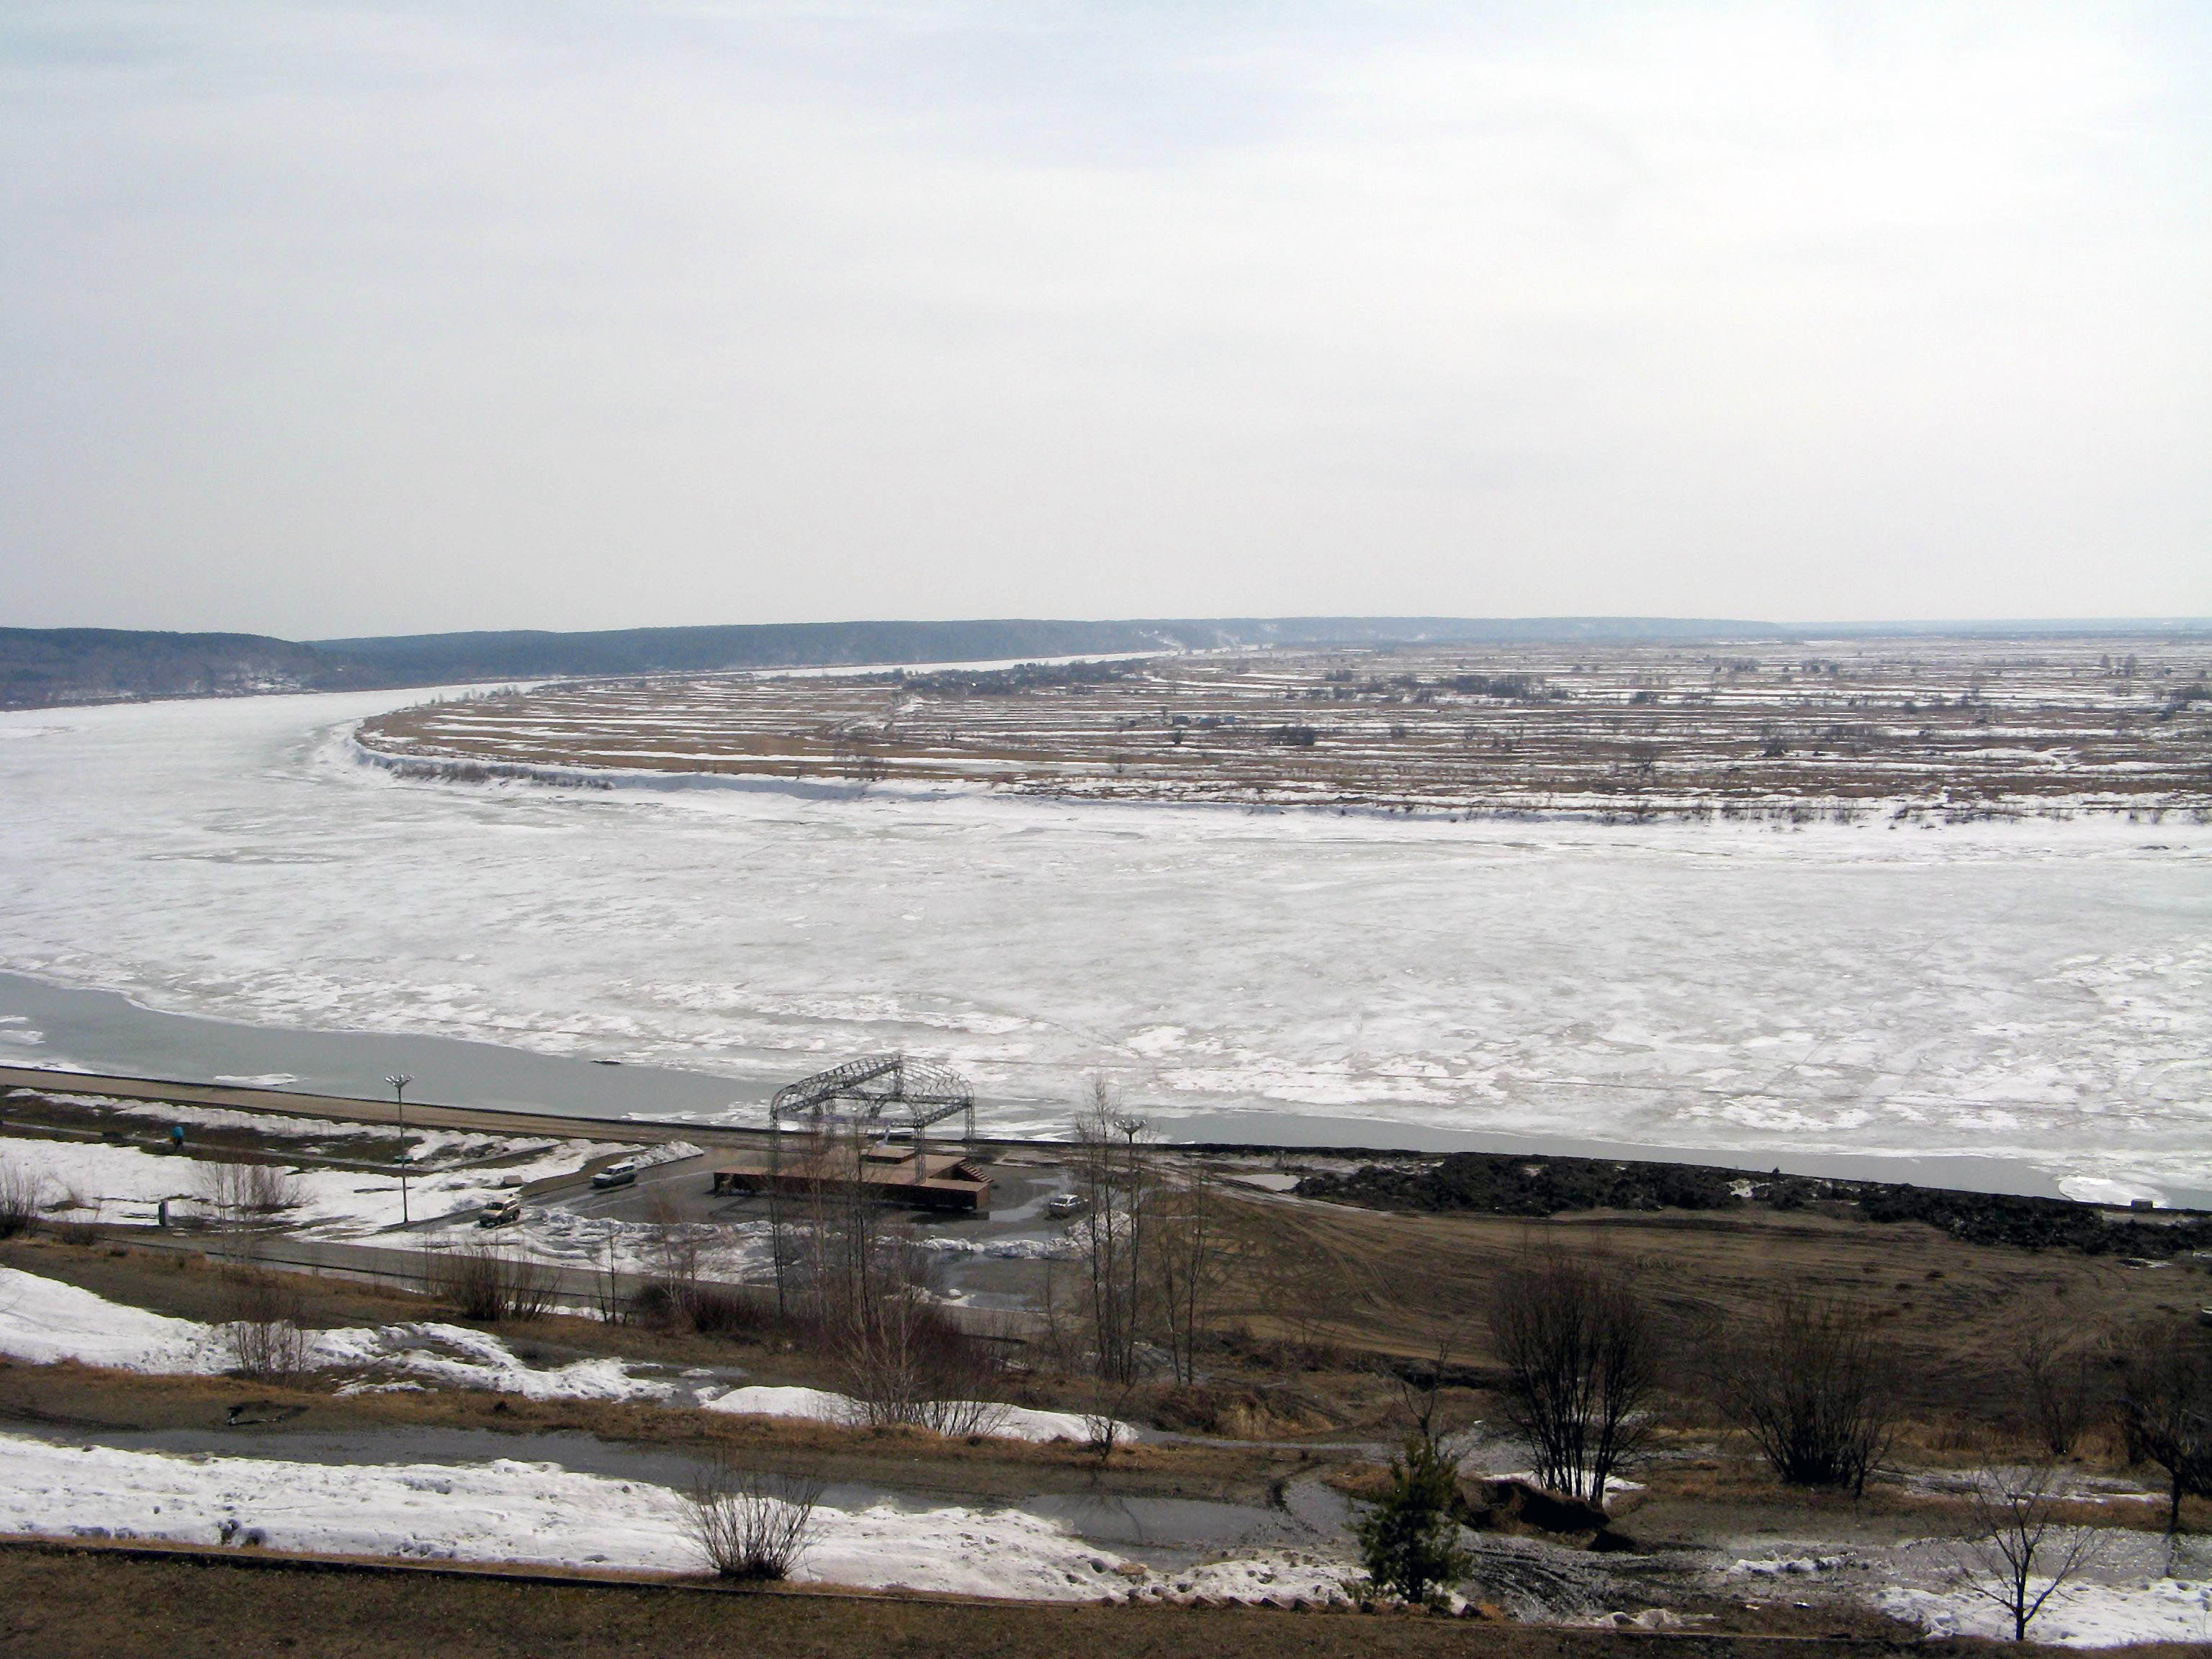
[1,691,2207,1195]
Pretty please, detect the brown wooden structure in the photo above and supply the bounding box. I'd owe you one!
[712,1143,992,1215]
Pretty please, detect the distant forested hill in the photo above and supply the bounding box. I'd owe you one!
[5,615,1796,709]
[0,628,398,709]
[309,615,1789,683]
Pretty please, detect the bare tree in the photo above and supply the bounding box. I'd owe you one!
[637,1189,737,1330]
[792,1115,889,1336]
[1153,1164,1226,1386]
[642,1190,703,1292]
[1035,1247,1076,1371]
[1709,1292,1893,1495]
[685,1453,824,1581]
[1071,1078,1154,1385]
[1488,1256,1658,1507]
[2117,1321,2212,1536]
[1395,1338,1457,1457]
[1948,1462,2106,1642]
[592,1231,626,1324]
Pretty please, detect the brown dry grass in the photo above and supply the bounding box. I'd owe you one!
[355,639,2212,814]
[1205,1192,2211,1428]
[0,1539,1966,1659]
[0,1238,1321,1504]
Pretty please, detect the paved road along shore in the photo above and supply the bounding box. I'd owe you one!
[0,1063,762,1152]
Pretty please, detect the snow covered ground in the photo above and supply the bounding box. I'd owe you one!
[0,1431,1344,1600]
[1874,1533,2212,1647]
[0,1131,672,1235]
[1,691,2208,1195]
[703,1384,1103,1444]
[10,1262,2209,1635]
[0,1262,1290,1600]
[0,1266,230,1374]
[0,1267,702,1401]
[1721,1528,2212,1648]
[0,1267,1124,1439]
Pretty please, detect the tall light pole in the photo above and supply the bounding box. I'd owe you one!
[387,1074,413,1227]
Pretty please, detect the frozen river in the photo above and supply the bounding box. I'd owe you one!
[1,691,2207,1202]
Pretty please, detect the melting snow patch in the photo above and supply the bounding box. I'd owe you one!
[1881,1579,2212,1647]
[0,1131,651,1236]
[702,1383,1110,1444]
[1731,1554,1851,1577]
[0,1267,225,1374]
[0,1432,1343,1603]
[0,1267,697,1404]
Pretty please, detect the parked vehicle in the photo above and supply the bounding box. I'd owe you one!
[478,1195,523,1228]
[1045,1191,1087,1218]
[590,1159,639,1190]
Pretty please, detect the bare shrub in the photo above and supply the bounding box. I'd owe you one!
[1709,1292,1894,1494]
[682,1281,764,1338]
[1081,1370,1141,1458]
[433,1240,558,1323]
[42,1182,102,1244]
[834,1236,1009,1438]
[217,1271,315,1382]
[0,1158,47,1238]
[243,1162,304,1214]
[1948,1462,2106,1641]
[2013,1316,2100,1459]
[1488,1255,1658,1506]
[194,1157,303,1226]
[685,1455,824,1581]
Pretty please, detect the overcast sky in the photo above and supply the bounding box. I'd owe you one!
[4,2,2208,638]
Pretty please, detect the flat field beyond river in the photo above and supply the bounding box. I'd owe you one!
[359,637,2212,816]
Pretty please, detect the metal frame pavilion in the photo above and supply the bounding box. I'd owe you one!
[765,1053,976,1190]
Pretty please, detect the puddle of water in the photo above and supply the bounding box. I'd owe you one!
[1023,1485,1347,1555]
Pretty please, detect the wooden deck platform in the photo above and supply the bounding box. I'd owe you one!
[711,1145,992,1215]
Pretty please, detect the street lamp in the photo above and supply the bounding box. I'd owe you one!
[387,1074,413,1226]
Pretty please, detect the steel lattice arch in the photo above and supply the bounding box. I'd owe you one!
[768,1053,975,1135]
[755,1053,984,1213]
